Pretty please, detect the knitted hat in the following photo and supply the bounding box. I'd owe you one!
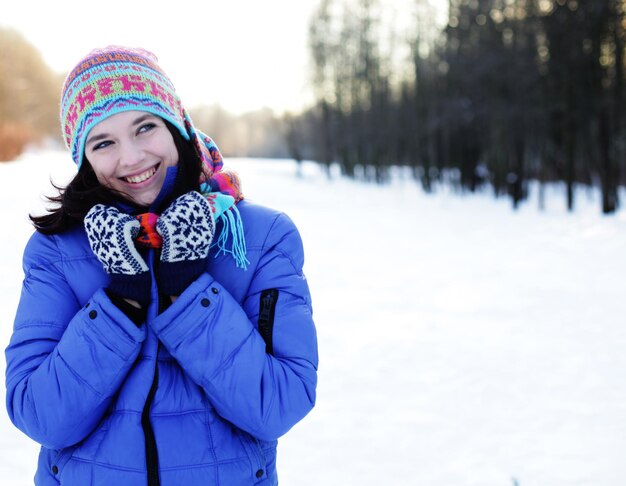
[60,45,191,168]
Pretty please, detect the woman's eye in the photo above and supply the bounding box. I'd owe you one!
[138,123,156,134]
[92,140,112,151]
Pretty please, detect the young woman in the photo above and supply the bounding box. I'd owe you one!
[5,46,318,485]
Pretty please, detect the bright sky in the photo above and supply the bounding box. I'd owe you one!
[2,0,447,115]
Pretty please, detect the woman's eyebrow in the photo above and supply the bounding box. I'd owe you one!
[85,132,109,146]
[131,114,157,126]
[86,115,158,146]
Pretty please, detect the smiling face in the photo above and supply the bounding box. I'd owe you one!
[84,111,179,207]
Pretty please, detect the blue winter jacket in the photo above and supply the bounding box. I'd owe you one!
[5,200,318,485]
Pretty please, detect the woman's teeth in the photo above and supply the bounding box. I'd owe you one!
[124,166,157,184]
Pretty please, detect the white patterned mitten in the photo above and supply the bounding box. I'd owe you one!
[84,204,151,306]
[156,191,215,295]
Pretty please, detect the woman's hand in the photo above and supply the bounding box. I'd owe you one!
[84,204,151,306]
[156,191,215,296]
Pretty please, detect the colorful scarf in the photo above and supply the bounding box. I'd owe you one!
[135,130,248,270]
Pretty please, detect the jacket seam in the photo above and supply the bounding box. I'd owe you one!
[272,247,303,275]
[203,328,256,385]
[237,212,281,302]
[25,254,95,277]
[56,353,103,398]
[85,318,136,360]
[262,213,302,274]
[69,454,262,471]
[41,232,93,263]
[259,213,282,254]
[101,408,210,416]
[11,320,68,331]
[25,234,85,308]
[240,213,301,303]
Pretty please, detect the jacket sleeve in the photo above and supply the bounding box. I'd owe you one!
[150,212,318,441]
[4,233,146,450]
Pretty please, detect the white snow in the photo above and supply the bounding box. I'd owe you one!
[1,151,625,486]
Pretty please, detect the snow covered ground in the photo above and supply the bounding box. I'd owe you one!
[1,151,625,486]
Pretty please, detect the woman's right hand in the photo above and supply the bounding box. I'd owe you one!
[84,204,151,306]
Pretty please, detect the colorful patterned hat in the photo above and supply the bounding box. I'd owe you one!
[60,46,191,168]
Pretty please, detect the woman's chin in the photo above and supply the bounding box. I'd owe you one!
[127,190,158,208]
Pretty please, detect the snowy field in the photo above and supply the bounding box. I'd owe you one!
[1,150,626,486]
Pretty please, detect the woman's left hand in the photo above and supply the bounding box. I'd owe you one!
[156,191,215,296]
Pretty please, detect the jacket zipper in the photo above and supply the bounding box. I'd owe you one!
[258,289,279,355]
[142,248,163,486]
[142,362,160,486]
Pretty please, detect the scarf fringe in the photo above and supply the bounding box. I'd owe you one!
[212,205,249,270]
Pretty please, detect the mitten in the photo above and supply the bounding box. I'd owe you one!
[84,204,151,306]
[156,191,215,295]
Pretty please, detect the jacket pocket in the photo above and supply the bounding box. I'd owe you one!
[238,430,268,482]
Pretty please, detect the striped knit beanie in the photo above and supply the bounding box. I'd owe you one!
[60,46,190,168]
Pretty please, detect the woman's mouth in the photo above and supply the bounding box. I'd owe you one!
[122,164,159,184]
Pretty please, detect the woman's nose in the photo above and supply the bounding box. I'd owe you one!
[119,141,145,167]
